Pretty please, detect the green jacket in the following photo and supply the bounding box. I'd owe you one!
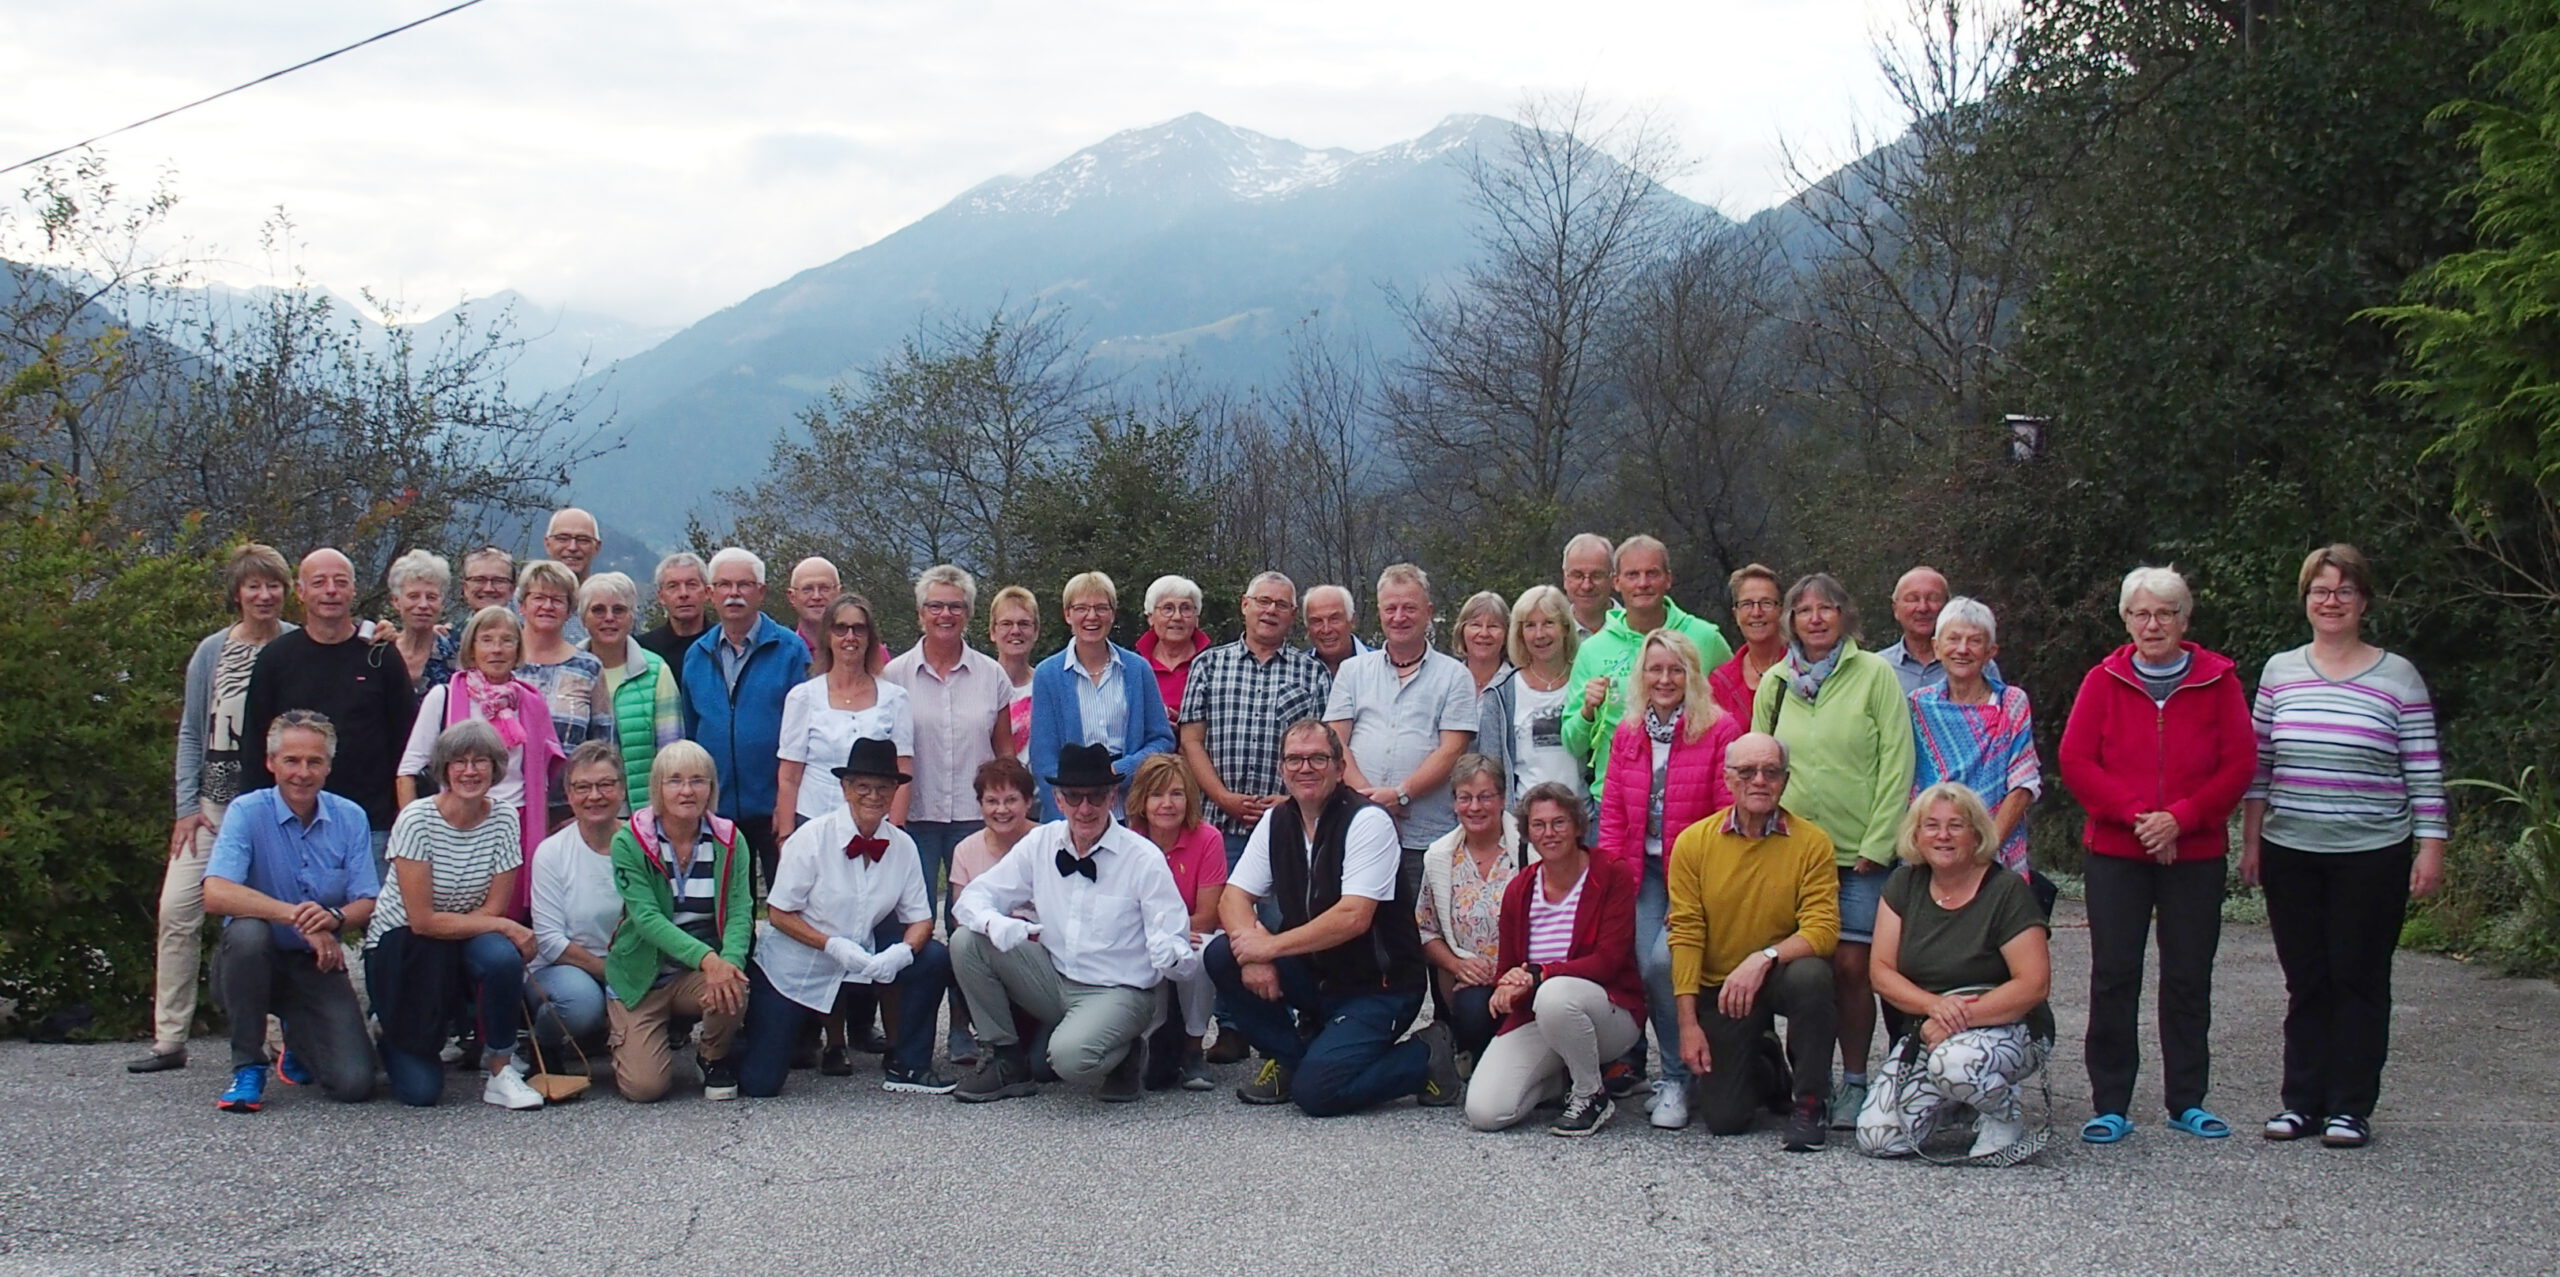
[1560,599,1736,801]
[604,810,754,1005]
[599,647,680,812]
[1749,639,1915,867]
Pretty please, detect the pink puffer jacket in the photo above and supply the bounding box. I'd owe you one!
[1597,709,1742,876]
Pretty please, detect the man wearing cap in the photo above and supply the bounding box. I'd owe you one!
[949,742,1202,1103]
[1206,718,1462,1116]
[736,736,952,1096]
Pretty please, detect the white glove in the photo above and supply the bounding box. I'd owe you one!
[1148,928,1202,979]
[824,936,876,979]
[867,942,915,984]
[983,915,1036,953]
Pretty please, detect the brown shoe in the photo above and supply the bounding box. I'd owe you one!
[1205,1032,1251,1065]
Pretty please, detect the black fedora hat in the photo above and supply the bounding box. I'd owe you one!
[1045,742,1121,791]
[832,735,911,785]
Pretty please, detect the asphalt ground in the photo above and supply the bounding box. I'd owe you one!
[3,902,2555,1277]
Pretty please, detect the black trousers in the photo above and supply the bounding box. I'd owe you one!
[2083,852,2224,1117]
[1697,956,1835,1135]
[1433,978,1499,1060]
[2261,839,2412,1120]
[211,920,378,1101]
[737,814,777,897]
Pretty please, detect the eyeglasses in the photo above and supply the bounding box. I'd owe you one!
[711,579,760,592]
[1066,603,1113,619]
[1791,603,1840,620]
[662,775,712,790]
[1243,595,1294,610]
[463,575,513,590]
[2125,609,2180,626]
[1527,819,1579,837]
[1563,571,1609,587]
[830,622,872,636]
[1734,598,1778,613]
[921,600,968,615]
[1154,601,1198,616]
[588,604,633,618]
[1055,789,1113,809]
[1726,764,1789,781]
[546,533,599,549]
[2307,587,2362,603]
[1280,753,1336,771]
[566,780,620,797]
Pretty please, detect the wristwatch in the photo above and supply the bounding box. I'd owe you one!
[1760,945,1780,965]
[1394,786,1411,808]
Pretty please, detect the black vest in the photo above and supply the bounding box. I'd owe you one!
[1267,786,1425,998]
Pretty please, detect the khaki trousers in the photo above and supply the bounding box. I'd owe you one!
[607,971,742,1103]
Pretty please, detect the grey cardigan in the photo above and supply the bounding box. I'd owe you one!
[173,622,297,818]
[1475,667,1519,785]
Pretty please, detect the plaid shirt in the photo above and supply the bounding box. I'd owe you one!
[1177,640,1333,836]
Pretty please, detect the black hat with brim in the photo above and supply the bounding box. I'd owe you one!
[832,735,911,784]
[1045,741,1121,791]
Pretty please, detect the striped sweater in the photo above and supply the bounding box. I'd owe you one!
[2247,646,2448,852]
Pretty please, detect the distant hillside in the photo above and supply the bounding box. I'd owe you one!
[565,112,1726,546]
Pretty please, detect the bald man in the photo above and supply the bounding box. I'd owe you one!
[241,549,419,857]
[1874,565,2000,694]
[544,508,602,581]
[787,556,842,674]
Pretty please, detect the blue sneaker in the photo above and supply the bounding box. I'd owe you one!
[217,1064,266,1113]
[274,1047,313,1087]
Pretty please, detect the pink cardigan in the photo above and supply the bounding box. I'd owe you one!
[1597,710,1742,876]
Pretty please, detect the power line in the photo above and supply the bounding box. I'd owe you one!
[1,0,491,178]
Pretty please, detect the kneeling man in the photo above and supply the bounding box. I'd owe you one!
[951,743,1200,1102]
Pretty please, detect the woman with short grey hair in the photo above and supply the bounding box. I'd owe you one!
[387,549,453,703]
[1141,573,1207,717]
[2058,564,2254,1146]
[1908,596,2041,880]
[579,570,680,811]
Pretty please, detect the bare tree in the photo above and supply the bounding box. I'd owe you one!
[1611,223,1785,580]
[1778,0,2035,470]
[1382,91,1691,571]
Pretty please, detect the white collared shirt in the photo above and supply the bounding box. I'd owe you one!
[753,808,931,1013]
[953,820,1192,989]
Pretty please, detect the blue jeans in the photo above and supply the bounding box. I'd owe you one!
[737,940,951,1096]
[1205,935,1426,1117]
[1636,859,1688,1087]
[905,819,981,915]
[526,964,609,1050]
[368,930,526,1107]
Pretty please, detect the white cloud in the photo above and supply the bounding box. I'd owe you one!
[0,0,1915,328]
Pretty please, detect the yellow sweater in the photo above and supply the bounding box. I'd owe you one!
[1666,806,1841,994]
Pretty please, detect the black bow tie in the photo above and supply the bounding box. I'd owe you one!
[1055,847,1098,881]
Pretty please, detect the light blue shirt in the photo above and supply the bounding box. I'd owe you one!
[1071,647,1127,748]
[205,786,382,953]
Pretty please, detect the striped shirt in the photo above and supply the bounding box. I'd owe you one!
[366,798,524,947]
[659,828,724,953]
[2247,646,2448,852]
[1910,680,2042,874]
[1524,868,1586,964]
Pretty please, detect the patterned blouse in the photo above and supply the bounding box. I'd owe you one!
[1415,837,1523,964]
[1909,679,2042,873]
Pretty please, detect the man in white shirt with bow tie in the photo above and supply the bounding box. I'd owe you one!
[951,742,1202,1103]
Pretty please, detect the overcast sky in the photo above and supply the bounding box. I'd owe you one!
[3,0,1921,329]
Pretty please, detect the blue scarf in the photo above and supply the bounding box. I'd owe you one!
[1783,643,1844,703]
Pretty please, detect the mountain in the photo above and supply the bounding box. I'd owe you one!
[405,290,678,397]
[566,112,1721,546]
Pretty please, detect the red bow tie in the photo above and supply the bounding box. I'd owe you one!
[845,835,891,863]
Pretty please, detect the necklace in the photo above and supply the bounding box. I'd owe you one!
[1521,664,1567,693]
[1388,646,1427,673]
[1931,869,1985,909]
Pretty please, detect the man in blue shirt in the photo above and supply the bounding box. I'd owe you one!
[203,710,382,1112]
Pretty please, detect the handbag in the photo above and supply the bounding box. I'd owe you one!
[520,998,592,1103]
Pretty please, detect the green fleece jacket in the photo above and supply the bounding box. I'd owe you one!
[1560,599,1736,802]
[1749,639,1915,868]
[604,811,754,1006]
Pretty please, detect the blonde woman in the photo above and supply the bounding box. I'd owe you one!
[1452,590,1512,695]
[513,559,615,832]
[1475,585,1583,805]
[1856,782,2052,1161]
[989,585,1040,762]
[1025,572,1173,818]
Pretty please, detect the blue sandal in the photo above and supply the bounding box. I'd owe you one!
[2081,1113,2133,1144]
[2166,1107,2230,1139]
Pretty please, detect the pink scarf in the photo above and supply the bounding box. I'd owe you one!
[462,670,527,750]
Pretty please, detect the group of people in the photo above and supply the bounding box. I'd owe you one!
[143,513,2446,1158]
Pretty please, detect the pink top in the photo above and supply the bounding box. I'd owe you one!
[1130,820,1228,914]
[1523,868,1586,964]
[951,828,1036,921]
[1136,630,1202,719]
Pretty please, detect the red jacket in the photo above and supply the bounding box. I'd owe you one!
[1598,710,1740,876]
[2057,642,2255,863]
[1493,853,1644,1034]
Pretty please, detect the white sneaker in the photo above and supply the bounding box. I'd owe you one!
[482,1068,545,1110]
[1969,1113,2025,1159]
[1650,1082,1691,1130]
